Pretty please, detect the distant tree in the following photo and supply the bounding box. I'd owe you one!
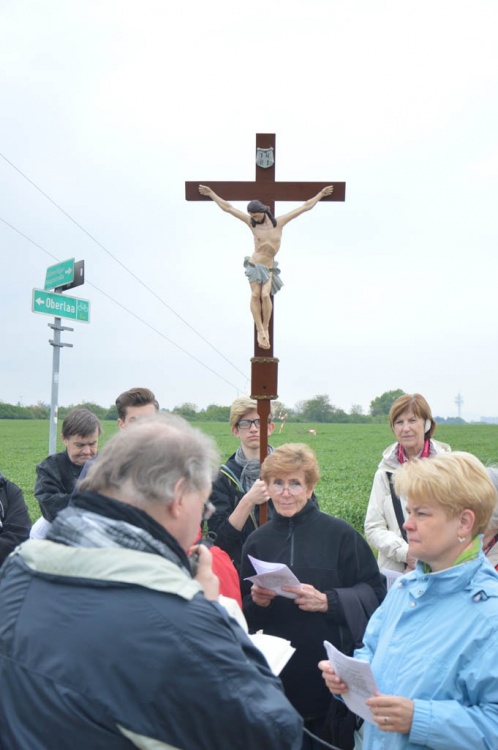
[349,404,370,424]
[28,401,50,420]
[0,402,31,419]
[329,405,349,423]
[295,394,348,423]
[104,405,118,421]
[369,389,405,418]
[172,402,199,421]
[59,402,107,420]
[435,416,466,425]
[202,404,230,422]
[295,395,332,422]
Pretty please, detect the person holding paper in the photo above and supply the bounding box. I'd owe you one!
[320,451,498,750]
[241,443,386,749]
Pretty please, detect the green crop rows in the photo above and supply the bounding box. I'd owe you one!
[1,420,497,533]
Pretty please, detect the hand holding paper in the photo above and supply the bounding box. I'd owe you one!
[323,640,378,724]
[244,555,302,599]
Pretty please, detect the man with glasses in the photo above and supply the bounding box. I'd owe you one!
[0,414,303,749]
[206,395,275,569]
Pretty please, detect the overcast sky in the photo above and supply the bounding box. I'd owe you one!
[1,0,497,420]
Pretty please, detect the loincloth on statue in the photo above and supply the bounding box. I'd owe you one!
[243,257,284,295]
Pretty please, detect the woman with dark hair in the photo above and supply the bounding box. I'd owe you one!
[364,393,450,573]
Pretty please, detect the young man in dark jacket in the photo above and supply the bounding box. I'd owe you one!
[34,407,101,522]
[206,395,275,569]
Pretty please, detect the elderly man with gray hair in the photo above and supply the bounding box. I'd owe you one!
[0,413,302,749]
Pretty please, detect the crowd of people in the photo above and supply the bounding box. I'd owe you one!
[0,390,498,749]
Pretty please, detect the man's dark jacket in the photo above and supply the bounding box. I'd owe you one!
[34,450,83,521]
[0,491,303,749]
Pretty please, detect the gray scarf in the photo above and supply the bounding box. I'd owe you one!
[234,444,274,493]
[47,506,187,572]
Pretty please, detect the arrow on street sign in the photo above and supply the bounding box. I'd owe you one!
[45,258,75,290]
[32,289,90,323]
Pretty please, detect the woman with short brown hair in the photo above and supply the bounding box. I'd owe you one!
[364,393,450,573]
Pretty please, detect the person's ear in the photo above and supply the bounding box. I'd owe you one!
[117,418,125,430]
[458,509,475,539]
[169,478,186,519]
[231,425,239,438]
[307,483,316,499]
[424,419,431,433]
[267,421,275,436]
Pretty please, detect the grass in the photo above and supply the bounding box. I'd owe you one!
[2,420,498,533]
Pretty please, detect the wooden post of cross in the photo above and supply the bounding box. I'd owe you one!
[186,133,345,523]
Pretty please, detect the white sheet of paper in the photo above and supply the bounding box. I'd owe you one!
[323,640,378,724]
[249,631,296,675]
[244,555,302,599]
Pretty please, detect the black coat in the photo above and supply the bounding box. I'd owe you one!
[207,454,258,569]
[0,474,31,566]
[241,501,386,720]
[34,450,83,521]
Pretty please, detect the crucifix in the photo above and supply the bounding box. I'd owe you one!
[186,133,345,522]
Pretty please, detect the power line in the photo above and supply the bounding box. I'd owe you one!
[0,151,248,380]
[0,215,247,392]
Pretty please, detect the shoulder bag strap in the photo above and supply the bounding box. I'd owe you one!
[386,472,407,542]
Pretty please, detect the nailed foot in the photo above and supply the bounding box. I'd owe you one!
[257,329,271,349]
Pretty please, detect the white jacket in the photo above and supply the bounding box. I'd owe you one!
[364,439,451,572]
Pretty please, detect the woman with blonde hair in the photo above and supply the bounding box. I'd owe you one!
[320,451,498,750]
[364,393,450,572]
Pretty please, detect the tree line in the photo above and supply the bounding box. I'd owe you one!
[0,390,467,424]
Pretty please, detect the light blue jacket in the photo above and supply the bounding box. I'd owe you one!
[356,552,498,749]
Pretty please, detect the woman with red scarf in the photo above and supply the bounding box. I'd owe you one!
[364,393,450,573]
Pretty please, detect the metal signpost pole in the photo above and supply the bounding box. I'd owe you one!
[48,318,73,454]
[33,258,88,454]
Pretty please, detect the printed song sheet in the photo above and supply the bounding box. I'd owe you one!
[244,555,302,599]
[323,640,378,723]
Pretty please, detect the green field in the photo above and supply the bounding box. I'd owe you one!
[1,420,498,533]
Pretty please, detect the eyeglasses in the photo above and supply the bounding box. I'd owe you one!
[236,419,260,430]
[202,500,215,522]
[269,479,305,496]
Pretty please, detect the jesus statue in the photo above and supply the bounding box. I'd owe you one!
[198,184,334,349]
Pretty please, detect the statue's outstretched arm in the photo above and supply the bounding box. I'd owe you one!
[198,185,250,224]
[277,185,334,228]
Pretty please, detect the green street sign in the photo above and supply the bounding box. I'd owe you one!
[32,289,90,323]
[45,258,75,290]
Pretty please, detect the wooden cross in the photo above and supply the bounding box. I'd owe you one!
[186,133,345,522]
